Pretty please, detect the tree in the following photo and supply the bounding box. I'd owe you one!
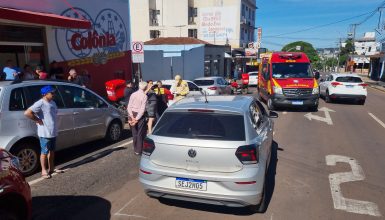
[281,41,320,64]
[338,39,355,67]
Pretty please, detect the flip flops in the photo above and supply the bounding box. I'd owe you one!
[42,173,51,179]
[51,169,65,174]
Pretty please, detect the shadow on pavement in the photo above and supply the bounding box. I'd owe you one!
[53,128,131,169]
[32,195,111,220]
[157,140,280,216]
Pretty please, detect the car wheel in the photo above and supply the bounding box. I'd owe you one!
[325,91,331,103]
[11,141,40,176]
[106,120,122,143]
[267,98,275,111]
[358,99,366,105]
[309,105,318,112]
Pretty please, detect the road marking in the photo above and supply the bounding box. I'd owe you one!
[115,195,139,216]
[304,107,335,125]
[114,213,147,219]
[28,168,69,186]
[368,113,385,129]
[282,111,287,115]
[29,140,133,186]
[326,155,382,217]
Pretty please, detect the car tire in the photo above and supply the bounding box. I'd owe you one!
[11,141,40,176]
[0,209,18,220]
[309,105,318,112]
[358,99,366,105]
[267,98,275,111]
[325,91,331,103]
[106,120,122,143]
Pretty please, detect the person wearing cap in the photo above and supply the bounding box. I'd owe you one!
[24,86,63,179]
[68,68,85,87]
[170,74,189,101]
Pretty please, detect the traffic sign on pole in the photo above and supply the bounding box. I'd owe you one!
[131,41,144,63]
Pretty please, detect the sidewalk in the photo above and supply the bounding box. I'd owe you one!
[356,73,385,92]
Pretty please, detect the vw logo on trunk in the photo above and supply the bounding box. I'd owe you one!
[188,149,197,158]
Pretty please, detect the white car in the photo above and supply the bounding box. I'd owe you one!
[319,73,367,104]
[161,80,204,105]
[139,96,276,212]
[248,71,259,86]
[193,76,232,95]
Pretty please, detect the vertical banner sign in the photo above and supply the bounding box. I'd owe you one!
[132,41,144,63]
[256,27,262,49]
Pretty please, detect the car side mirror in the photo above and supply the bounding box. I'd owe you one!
[199,88,203,91]
[268,111,278,118]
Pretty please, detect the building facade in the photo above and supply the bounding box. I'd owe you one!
[0,0,132,95]
[130,0,257,48]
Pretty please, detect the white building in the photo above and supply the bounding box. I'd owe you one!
[130,0,257,48]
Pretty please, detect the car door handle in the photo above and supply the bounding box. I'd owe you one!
[73,112,80,115]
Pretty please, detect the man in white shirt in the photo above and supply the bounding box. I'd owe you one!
[24,85,63,179]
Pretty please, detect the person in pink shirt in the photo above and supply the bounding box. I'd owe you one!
[127,81,148,155]
[35,66,48,80]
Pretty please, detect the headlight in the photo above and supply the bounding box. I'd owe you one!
[273,86,283,94]
[312,87,320,95]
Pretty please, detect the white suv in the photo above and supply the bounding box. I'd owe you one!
[0,80,124,175]
[319,74,367,104]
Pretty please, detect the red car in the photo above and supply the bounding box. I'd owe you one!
[0,149,32,220]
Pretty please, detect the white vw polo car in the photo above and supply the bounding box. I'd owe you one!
[139,96,276,212]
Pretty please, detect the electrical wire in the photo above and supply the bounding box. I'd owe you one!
[264,11,375,38]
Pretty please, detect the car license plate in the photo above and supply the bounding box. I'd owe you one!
[292,101,303,105]
[346,85,354,88]
[175,178,207,191]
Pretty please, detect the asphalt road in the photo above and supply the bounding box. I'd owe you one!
[29,83,385,220]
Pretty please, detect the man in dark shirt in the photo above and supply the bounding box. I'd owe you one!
[68,68,85,87]
[123,80,135,104]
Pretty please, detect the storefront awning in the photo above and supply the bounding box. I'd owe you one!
[0,7,91,29]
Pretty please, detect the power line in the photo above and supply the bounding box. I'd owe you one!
[265,36,337,41]
[265,11,377,38]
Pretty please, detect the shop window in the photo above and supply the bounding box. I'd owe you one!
[188,29,197,38]
[0,25,44,43]
[150,30,161,39]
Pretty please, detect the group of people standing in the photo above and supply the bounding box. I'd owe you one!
[127,74,189,155]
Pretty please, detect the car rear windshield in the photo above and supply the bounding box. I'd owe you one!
[272,63,313,79]
[336,76,363,83]
[153,112,245,141]
[193,80,215,86]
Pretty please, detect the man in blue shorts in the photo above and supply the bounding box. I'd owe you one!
[24,85,63,179]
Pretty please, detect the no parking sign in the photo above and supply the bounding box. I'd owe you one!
[131,41,144,63]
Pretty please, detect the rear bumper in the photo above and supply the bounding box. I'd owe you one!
[329,94,366,100]
[139,158,265,206]
[271,94,319,107]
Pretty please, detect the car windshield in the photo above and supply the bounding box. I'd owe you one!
[194,80,215,86]
[336,76,363,83]
[272,63,313,79]
[153,112,245,141]
[249,72,258,76]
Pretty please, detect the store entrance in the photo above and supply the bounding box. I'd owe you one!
[0,24,46,75]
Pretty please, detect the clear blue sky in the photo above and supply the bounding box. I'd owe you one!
[257,0,385,50]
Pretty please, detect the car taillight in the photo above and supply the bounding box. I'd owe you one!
[235,144,259,165]
[208,86,217,90]
[143,138,155,156]
[359,83,368,88]
[331,82,342,87]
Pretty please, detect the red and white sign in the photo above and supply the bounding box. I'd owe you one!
[132,41,144,63]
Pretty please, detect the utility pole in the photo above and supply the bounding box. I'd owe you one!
[336,38,341,72]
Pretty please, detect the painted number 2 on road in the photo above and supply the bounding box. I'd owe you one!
[326,155,382,217]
